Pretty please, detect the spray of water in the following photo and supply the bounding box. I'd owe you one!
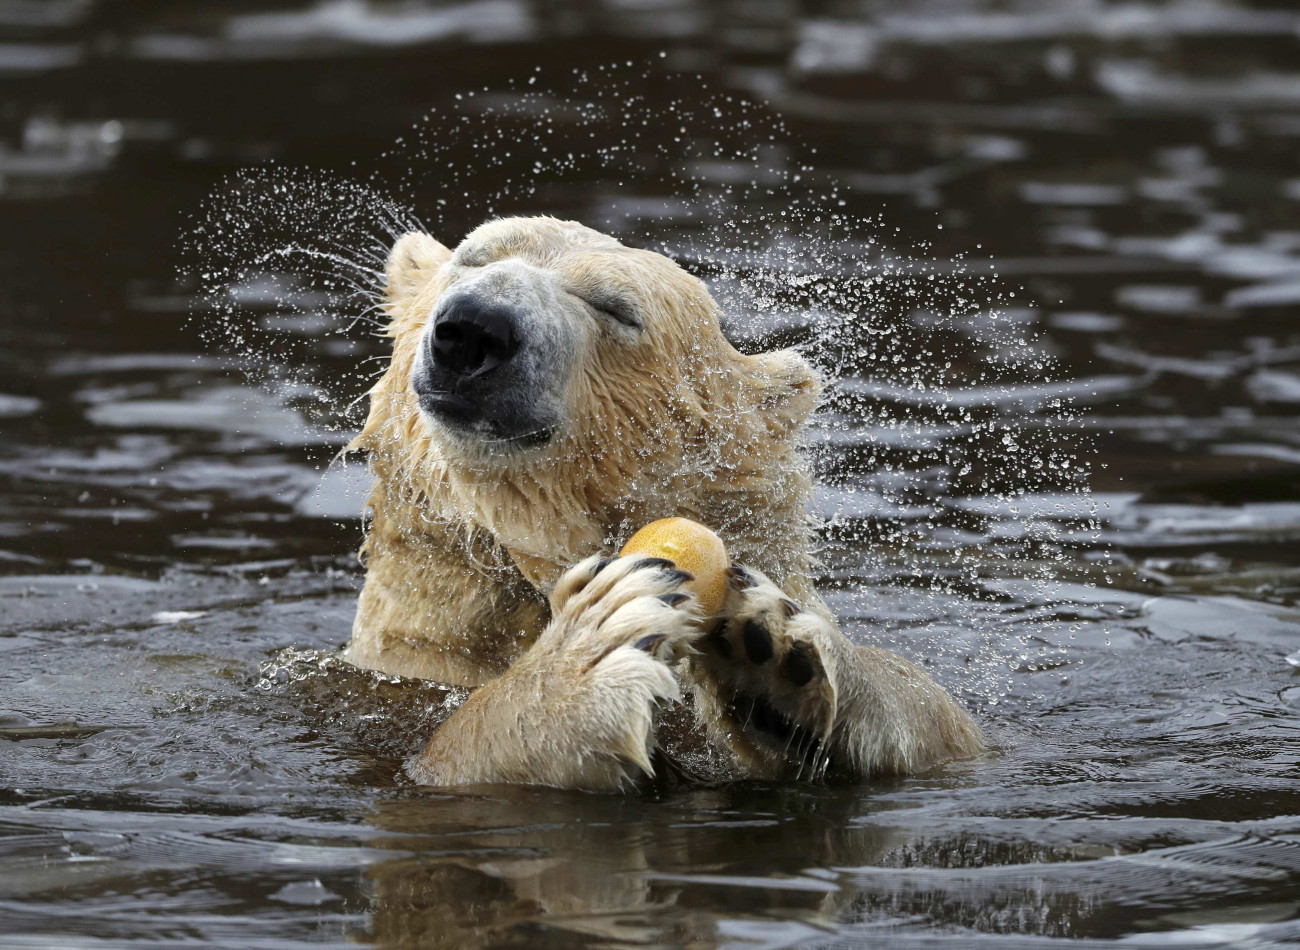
[183,58,1103,710]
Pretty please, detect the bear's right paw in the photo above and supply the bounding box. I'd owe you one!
[686,565,845,781]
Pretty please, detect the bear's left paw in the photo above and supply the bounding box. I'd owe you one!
[409,554,700,790]
[546,553,701,664]
[686,566,845,780]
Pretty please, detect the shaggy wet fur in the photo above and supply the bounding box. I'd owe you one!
[345,217,984,789]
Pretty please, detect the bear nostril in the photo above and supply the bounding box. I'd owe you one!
[431,302,520,379]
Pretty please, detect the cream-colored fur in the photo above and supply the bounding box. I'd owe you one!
[407,555,698,789]
[345,216,984,789]
[688,568,985,780]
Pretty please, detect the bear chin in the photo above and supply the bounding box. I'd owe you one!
[419,405,559,454]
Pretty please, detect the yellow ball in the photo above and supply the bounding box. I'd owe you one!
[620,517,731,618]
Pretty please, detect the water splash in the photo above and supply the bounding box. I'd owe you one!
[181,170,420,432]
[183,58,1104,708]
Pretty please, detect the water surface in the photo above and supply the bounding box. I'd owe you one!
[1,2,1298,947]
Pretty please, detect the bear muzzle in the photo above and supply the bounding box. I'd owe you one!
[411,294,563,448]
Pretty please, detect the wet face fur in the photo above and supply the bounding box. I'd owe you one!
[352,217,822,596]
[409,221,630,452]
[399,217,815,463]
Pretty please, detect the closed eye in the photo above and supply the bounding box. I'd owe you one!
[451,250,487,268]
[583,294,642,330]
[451,241,508,268]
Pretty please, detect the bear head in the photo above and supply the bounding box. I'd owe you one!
[353,216,821,585]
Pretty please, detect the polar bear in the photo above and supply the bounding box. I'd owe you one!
[345,216,984,789]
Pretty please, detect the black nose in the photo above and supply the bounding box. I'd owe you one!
[430,298,520,379]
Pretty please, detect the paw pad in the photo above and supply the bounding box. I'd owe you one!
[741,619,774,664]
[783,643,817,687]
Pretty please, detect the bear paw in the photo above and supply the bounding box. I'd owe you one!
[408,555,699,789]
[688,565,987,781]
[546,553,700,664]
[686,565,848,780]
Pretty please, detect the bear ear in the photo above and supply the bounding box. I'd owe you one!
[385,231,452,302]
[747,348,823,431]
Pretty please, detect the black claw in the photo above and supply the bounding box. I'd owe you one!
[742,619,774,664]
[634,556,675,570]
[779,598,802,618]
[658,592,690,608]
[634,633,666,653]
[662,569,695,586]
[594,556,618,574]
[783,643,817,687]
[726,565,756,591]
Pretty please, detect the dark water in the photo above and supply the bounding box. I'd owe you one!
[2,2,1299,947]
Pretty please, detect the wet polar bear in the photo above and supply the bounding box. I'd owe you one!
[346,216,984,789]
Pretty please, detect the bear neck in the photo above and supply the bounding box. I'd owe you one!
[429,409,815,594]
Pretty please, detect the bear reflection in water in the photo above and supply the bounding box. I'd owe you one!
[358,783,1079,947]
[360,788,912,946]
[343,216,984,789]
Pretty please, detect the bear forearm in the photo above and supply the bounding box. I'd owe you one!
[348,529,548,687]
[827,644,986,777]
